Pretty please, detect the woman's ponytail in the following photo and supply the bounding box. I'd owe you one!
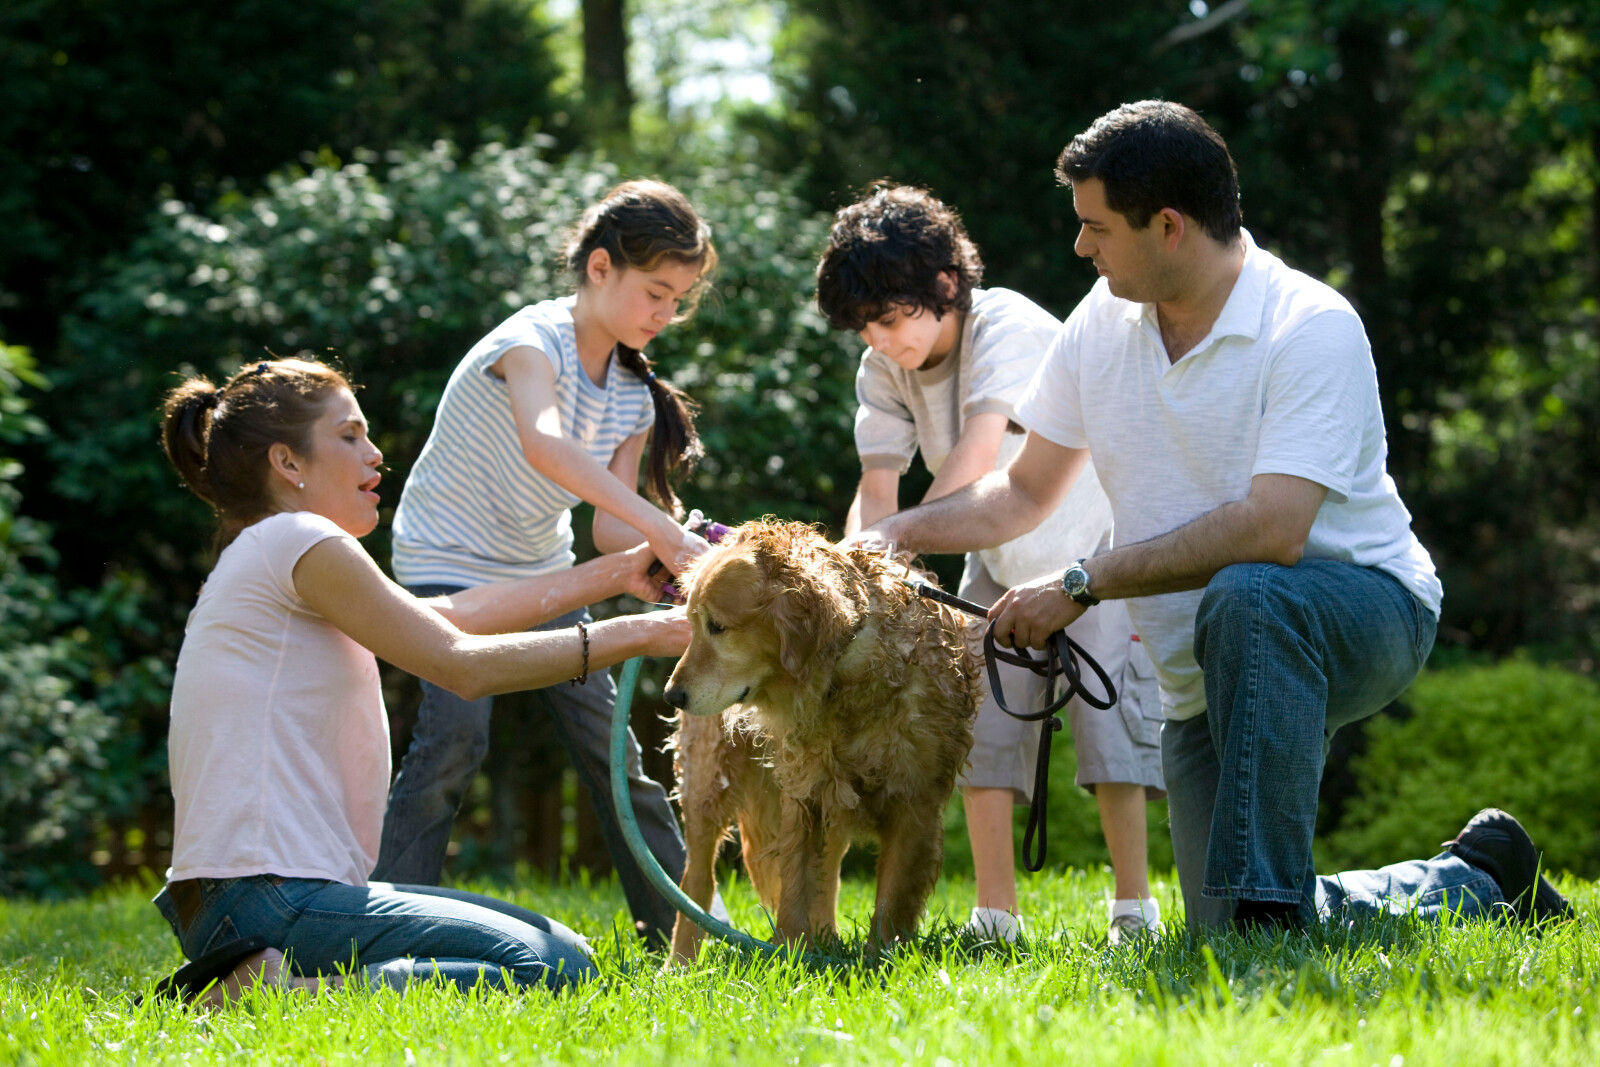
[159,358,352,550]
[161,378,223,506]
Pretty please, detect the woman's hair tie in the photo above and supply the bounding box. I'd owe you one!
[645,370,658,383]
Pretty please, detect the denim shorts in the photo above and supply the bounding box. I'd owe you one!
[955,556,1165,799]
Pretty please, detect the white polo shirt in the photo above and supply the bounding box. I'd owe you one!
[1017,231,1442,721]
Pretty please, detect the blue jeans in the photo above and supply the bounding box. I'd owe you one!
[1164,559,1441,929]
[373,594,686,941]
[153,876,595,992]
[1314,852,1505,921]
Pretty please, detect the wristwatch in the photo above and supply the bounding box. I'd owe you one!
[1061,559,1099,607]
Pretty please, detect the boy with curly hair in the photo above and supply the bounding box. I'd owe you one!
[817,185,1166,944]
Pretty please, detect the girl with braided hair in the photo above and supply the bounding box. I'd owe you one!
[378,180,720,941]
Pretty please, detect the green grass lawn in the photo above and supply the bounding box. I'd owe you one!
[2,868,1596,1065]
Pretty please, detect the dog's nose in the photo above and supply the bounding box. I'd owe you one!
[663,686,688,710]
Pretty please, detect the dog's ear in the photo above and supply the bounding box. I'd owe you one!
[756,536,855,688]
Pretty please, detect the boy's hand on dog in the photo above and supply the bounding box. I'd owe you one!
[988,574,1086,649]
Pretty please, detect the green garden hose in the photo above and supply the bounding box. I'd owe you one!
[609,654,782,956]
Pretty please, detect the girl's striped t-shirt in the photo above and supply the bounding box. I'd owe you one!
[391,296,656,587]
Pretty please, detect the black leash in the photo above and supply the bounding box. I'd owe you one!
[904,579,1117,871]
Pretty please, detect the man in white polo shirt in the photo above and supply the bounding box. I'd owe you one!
[849,100,1572,931]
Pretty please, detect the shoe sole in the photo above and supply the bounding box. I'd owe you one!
[1450,827,1574,924]
[145,935,271,1003]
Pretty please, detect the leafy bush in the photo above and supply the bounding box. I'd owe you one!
[0,641,112,895]
[0,342,145,896]
[1319,657,1600,878]
[50,140,862,585]
[35,141,863,885]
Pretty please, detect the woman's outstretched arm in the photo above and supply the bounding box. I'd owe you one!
[292,537,688,699]
[418,541,667,635]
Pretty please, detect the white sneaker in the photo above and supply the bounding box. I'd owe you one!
[962,907,1024,943]
[1107,910,1164,946]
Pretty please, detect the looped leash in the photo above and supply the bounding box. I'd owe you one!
[904,579,1117,871]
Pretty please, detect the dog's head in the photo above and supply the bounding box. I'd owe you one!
[663,521,860,718]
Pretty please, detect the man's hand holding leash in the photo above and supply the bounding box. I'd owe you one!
[988,572,1088,650]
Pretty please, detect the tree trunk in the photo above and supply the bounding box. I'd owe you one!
[1335,22,1394,367]
[1591,124,1600,328]
[583,0,632,136]
[1330,19,1411,467]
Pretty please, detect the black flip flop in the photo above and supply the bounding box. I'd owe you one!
[142,935,270,1003]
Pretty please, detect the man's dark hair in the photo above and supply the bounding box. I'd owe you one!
[1055,100,1242,242]
[815,184,984,332]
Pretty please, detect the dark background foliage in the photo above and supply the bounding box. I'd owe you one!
[1,0,1595,893]
[758,0,1600,659]
[0,0,563,359]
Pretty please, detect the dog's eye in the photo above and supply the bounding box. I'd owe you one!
[706,618,726,635]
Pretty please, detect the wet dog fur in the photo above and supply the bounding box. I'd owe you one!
[663,520,980,959]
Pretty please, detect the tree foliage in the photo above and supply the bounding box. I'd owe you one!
[0,0,563,352]
[0,343,169,897]
[582,0,634,136]
[766,0,1599,664]
[1222,0,1600,654]
[765,0,1244,314]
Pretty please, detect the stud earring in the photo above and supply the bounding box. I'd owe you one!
[297,482,305,489]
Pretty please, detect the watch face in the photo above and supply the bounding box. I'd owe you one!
[1063,566,1088,596]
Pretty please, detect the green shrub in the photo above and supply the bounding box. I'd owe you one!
[1319,657,1600,878]
[50,140,862,581]
[0,641,113,895]
[0,342,140,896]
[34,142,864,885]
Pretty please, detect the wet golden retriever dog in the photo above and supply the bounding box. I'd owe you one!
[663,520,981,960]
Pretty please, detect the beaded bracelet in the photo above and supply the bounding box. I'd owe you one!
[570,620,589,686]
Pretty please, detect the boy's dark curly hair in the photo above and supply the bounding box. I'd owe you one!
[815,185,984,332]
